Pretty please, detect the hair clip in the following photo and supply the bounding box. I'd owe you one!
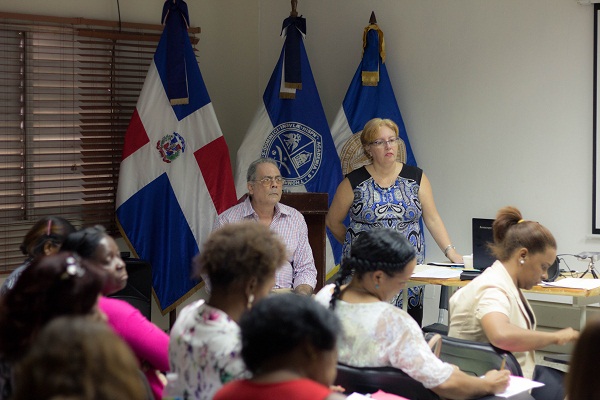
[60,256,85,280]
[46,220,52,236]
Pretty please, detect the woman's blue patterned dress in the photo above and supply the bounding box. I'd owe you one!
[343,165,425,316]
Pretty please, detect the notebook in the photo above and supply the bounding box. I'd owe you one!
[472,218,496,270]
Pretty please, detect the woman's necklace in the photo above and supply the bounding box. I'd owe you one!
[371,163,400,189]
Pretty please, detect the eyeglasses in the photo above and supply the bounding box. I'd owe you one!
[254,176,284,187]
[370,137,400,147]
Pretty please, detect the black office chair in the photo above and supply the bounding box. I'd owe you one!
[422,286,450,335]
[424,332,522,377]
[108,257,152,321]
[335,363,440,400]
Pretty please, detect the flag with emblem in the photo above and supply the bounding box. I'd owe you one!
[234,12,344,271]
[116,0,237,314]
[330,14,417,169]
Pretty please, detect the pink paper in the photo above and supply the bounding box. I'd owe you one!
[370,390,409,400]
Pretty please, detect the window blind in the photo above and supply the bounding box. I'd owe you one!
[0,13,199,272]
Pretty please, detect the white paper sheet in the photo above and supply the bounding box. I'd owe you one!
[540,277,600,290]
[346,394,371,400]
[493,376,544,398]
[411,267,462,279]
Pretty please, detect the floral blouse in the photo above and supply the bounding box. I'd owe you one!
[168,300,249,400]
[315,285,454,389]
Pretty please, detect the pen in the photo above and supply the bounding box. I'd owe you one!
[499,356,506,371]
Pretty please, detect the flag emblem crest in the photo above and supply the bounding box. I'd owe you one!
[261,122,322,186]
[156,132,186,163]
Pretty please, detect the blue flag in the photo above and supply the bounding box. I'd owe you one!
[234,15,344,272]
[331,21,417,169]
[116,1,237,314]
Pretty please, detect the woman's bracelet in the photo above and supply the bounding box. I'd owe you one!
[443,244,456,257]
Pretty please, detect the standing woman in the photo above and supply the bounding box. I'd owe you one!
[326,118,462,323]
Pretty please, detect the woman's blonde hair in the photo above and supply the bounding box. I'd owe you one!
[360,118,399,159]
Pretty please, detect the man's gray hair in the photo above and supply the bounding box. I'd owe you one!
[246,158,280,182]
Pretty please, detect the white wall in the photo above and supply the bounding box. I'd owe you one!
[2,0,599,326]
[256,0,599,262]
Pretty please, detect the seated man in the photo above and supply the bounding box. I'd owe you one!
[212,158,316,296]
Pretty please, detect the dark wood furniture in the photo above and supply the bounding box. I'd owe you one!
[280,192,328,292]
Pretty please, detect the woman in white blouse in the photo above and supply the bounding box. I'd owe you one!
[169,222,287,400]
[316,228,509,400]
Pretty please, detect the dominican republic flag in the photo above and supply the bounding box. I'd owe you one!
[116,0,237,314]
[330,18,417,168]
[234,14,344,271]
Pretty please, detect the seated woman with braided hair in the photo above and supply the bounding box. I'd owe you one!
[315,228,509,400]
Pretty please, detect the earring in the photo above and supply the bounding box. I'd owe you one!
[520,259,525,265]
[375,284,380,289]
[247,294,255,310]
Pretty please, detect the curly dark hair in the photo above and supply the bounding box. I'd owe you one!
[195,222,286,290]
[240,294,340,374]
[0,252,104,362]
[330,228,416,310]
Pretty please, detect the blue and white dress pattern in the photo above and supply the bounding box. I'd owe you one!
[343,165,424,310]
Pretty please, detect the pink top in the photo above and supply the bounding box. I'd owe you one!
[99,296,169,399]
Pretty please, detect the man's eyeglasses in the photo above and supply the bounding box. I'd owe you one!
[254,176,284,187]
[370,137,400,147]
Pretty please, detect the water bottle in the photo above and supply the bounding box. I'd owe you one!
[162,373,186,400]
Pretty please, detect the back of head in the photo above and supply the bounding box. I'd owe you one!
[20,216,76,258]
[239,294,340,375]
[331,228,416,309]
[566,318,600,399]
[489,206,556,261]
[195,222,286,290]
[0,252,104,361]
[60,225,107,260]
[12,316,146,400]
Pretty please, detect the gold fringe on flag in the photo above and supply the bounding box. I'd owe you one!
[284,82,302,90]
[361,70,380,86]
[361,23,386,86]
[170,98,189,105]
[361,24,386,63]
[279,92,296,99]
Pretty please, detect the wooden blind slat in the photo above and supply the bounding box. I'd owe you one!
[0,13,199,274]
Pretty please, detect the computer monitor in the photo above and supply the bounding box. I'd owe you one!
[472,218,495,270]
